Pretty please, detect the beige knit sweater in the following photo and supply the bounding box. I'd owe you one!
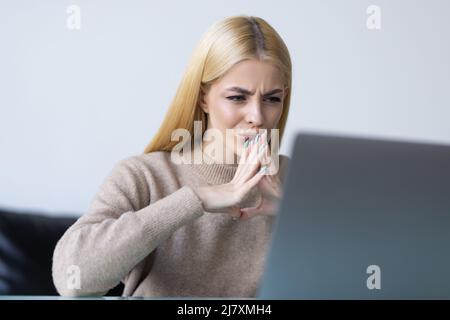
[52,149,289,297]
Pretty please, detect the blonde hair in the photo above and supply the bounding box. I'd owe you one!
[143,15,292,154]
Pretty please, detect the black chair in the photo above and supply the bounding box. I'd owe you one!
[0,208,124,296]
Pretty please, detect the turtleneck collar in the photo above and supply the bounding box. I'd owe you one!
[181,147,239,185]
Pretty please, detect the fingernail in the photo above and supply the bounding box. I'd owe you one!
[244,139,249,149]
[256,134,260,143]
[259,166,267,174]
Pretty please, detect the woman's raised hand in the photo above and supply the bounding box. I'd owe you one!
[192,131,269,219]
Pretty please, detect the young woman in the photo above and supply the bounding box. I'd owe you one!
[52,15,292,298]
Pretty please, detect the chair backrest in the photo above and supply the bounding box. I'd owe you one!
[0,208,124,296]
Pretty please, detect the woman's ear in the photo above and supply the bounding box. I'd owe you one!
[199,86,209,114]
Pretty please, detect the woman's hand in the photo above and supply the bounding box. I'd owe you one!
[192,131,268,219]
[239,137,283,220]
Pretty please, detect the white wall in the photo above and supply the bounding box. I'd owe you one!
[0,0,449,216]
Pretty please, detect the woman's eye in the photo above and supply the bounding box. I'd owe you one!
[227,95,246,102]
[265,97,281,103]
[226,96,281,103]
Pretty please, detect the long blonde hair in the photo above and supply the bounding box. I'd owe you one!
[143,15,292,154]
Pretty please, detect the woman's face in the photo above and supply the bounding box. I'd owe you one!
[199,59,287,161]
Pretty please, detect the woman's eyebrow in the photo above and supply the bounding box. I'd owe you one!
[225,86,283,96]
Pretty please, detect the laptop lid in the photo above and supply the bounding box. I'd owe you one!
[258,132,450,299]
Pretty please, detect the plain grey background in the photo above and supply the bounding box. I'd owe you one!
[0,0,449,216]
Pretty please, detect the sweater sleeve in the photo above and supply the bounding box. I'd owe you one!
[52,157,205,297]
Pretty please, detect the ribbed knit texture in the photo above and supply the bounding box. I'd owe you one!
[52,149,289,297]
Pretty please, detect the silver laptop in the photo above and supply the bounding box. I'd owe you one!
[258,131,450,299]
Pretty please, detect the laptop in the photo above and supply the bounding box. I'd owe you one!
[258,131,450,299]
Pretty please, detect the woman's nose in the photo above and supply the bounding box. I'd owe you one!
[244,99,264,126]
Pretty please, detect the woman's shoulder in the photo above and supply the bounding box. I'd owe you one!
[113,151,173,176]
[105,151,170,179]
[98,152,178,191]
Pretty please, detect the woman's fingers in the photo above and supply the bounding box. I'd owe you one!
[233,135,256,182]
[236,132,268,185]
[258,175,282,200]
[259,133,271,168]
[211,207,241,220]
[240,197,279,220]
[228,131,274,219]
[234,135,262,185]
[238,165,267,199]
[228,205,242,220]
